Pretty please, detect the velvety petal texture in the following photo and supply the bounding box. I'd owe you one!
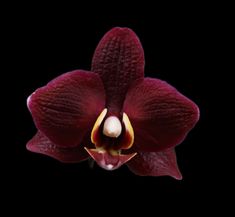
[92,27,145,114]
[127,149,182,179]
[123,78,199,152]
[28,70,105,148]
[27,131,89,163]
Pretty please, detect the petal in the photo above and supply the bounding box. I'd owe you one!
[28,70,105,148]
[123,78,199,152]
[121,113,134,149]
[91,108,107,148]
[91,27,145,114]
[84,148,136,171]
[26,131,89,163]
[127,149,182,179]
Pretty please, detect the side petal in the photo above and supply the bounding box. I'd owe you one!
[28,70,105,147]
[91,27,145,114]
[123,78,199,152]
[127,149,182,179]
[26,131,89,163]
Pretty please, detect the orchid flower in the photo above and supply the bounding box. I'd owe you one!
[27,27,199,179]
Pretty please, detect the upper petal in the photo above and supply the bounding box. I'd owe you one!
[127,148,182,179]
[28,70,105,148]
[123,78,199,152]
[91,27,145,114]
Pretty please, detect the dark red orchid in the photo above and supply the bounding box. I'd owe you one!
[26,27,199,179]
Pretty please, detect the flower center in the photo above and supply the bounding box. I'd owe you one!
[103,116,122,138]
[90,108,134,150]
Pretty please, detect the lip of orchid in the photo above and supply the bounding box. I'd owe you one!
[85,107,136,170]
[84,147,137,171]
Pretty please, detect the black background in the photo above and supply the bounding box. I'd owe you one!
[3,3,219,210]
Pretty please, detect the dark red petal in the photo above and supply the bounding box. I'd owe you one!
[123,78,199,152]
[127,149,182,179]
[26,131,89,163]
[91,27,145,114]
[28,70,105,148]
